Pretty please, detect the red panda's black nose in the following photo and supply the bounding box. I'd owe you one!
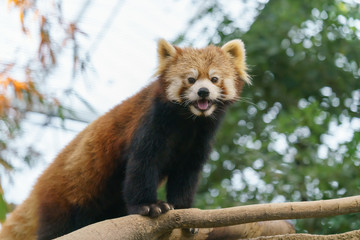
[198,88,209,98]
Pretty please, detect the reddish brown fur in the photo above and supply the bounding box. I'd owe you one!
[0,82,162,240]
[0,39,249,240]
[163,46,243,88]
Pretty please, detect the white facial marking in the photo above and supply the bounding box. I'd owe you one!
[209,69,217,77]
[204,105,216,116]
[209,69,237,101]
[223,78,237,100]
[189,104,217,117]
[189,105,202,116]
[166,76,183,101]
[166,68,224,117]
[188,68,199,79]
[186,79,221,101]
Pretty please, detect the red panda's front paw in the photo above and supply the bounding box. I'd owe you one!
[129,201,174,218]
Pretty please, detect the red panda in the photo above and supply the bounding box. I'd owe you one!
[0,39,250,240]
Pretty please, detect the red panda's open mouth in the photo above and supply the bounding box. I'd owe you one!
[194,99,213,111]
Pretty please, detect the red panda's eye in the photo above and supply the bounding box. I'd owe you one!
[211,77,218,83]
[188,77,196,84]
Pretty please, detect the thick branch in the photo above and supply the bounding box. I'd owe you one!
[251,229,360,239]
[165,221,295,239]
[56,196,360,240]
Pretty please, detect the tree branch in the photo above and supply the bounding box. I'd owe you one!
[251,229,360,240]
[56,196,360,240]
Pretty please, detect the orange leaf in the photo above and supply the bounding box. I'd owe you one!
[0,94,10,116]
[12,79,28,91]
[0,78,11,89]
[20,8,24,25]
[14,90,23,100]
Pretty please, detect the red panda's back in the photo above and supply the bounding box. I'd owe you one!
[0,80,159,240]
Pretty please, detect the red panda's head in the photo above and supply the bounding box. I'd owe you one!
[156,39,250,117]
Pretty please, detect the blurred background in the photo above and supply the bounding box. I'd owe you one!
[1,0,359,234]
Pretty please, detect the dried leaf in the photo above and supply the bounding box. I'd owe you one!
[0,78,11,89]
[20,8,24,26]
[0,94,10,116]
[0,157,13,171]
[11,79,28,91]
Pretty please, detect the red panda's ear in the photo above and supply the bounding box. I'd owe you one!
[221,39,251,84]
[156,39,177,75]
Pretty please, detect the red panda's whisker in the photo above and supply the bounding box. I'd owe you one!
[238,97,257,107]
[219,93,241,101]
[182,100,192,107]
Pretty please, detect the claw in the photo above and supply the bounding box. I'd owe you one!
[128,200,174,217]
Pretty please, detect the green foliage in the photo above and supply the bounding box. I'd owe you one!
[0,184,7,222]
[0,196,6,222]
[182,0,360,234]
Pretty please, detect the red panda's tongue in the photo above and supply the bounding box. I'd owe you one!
[197,99,209,110]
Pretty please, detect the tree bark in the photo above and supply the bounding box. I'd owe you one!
[164,221,295,239]
[56,196,360,240]
[251,229,360,239]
